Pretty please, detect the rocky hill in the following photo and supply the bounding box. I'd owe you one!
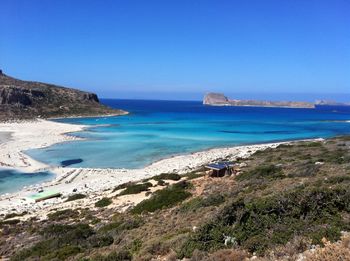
[203,92,230,106]
[204,92,315,108]
[0,70,126,120]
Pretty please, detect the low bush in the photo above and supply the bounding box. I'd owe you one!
[153,173,181,181]
[13,223,94,260]
[206,249,248,261]
[88,234,114,248]
[98,216,143,234]
[319,149,350,164]
[40,223,94,242]
[179,185,350,257]
[289,162,320,177]
[47,209,79,221]
[118,182,153,196]
[39,245,82,261]
[157,179,166,186]
[95,197,112,208]
[65,193,87,202]
[4,211,27,220]
[180,194,225,212]
[236,164,283,181]
[131,181,192,214]
[92,250,132,261]
[113,182,130,192]
[0,219,20,226]
[298,142,323,148]
[325,175,350,184]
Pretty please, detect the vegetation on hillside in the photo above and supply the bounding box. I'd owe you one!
[1,137,350,260]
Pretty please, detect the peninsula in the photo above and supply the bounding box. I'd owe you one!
[0,70,127,121]
[203,92,315,108]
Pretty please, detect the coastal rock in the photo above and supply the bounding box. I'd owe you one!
[0,70,126,120]
[203,93,230,105]
[203,92,315,108]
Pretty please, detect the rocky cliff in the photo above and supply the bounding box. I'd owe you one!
[0,71,126,120]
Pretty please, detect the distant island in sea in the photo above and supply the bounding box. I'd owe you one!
[0,70,126,121]
[203,92,350,109]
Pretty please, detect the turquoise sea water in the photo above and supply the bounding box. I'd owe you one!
[26,99,350,169]
[0,169,54,194]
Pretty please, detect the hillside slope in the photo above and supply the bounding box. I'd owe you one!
[1,136,350,260]
[0,70,126,120]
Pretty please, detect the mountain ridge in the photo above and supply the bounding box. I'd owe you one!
[0,70,127,121]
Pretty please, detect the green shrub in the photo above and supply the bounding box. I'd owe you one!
[0,219,20,226]
[95,197,112,208]
[319,149,350,164]
[92,250,132,261]
[65,193,87,202]
[236,165,283,181]
[131,181,192,214]
[13,224,94,260]
[298,142,323,148]
[288,162,320,177]
[157,179,166,186]
[98,216,143,234]
[325,175,350,184]
[41,245,82,260]
[180,194,225,212]
[41,223,94,243]
[47,209,79,221]
[153,173,181,181]
[113,182,130,192]
[4,212,27,220]
[180,185,350,257]
[88,234,114,248]
[119,182,153,196]
[129,239,143,254]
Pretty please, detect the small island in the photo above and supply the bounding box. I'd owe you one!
[203,92,315,108]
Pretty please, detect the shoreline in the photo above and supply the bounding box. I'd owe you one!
[0,119,87,172]
[48,110,129,120]
[0,119,322,218]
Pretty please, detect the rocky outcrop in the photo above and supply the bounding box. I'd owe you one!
[203,93,230,105]
[0,70,127,120]
[0,87,33,106]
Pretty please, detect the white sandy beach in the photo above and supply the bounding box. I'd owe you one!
[0,119,307,219]
[0,119,86,172]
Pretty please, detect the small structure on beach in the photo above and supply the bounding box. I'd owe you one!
[27,190,61,202]
[205,161,236,177]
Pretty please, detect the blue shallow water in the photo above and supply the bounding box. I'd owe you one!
[0,169,54,194]
[26,99,350,169]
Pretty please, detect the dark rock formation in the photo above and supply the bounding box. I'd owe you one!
[0,71,127,120]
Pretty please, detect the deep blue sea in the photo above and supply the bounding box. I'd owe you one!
[26,99,350,169]
[1,99,350,194]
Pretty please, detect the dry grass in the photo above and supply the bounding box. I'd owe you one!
[305,234,350,261]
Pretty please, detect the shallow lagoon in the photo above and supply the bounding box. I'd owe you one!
[0,169,54,194]
[26,99,350,169]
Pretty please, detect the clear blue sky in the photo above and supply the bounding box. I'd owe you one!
[0,0,349,101]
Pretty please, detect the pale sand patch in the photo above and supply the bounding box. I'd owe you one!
[0,131,11,144]
[0,119,86,172]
